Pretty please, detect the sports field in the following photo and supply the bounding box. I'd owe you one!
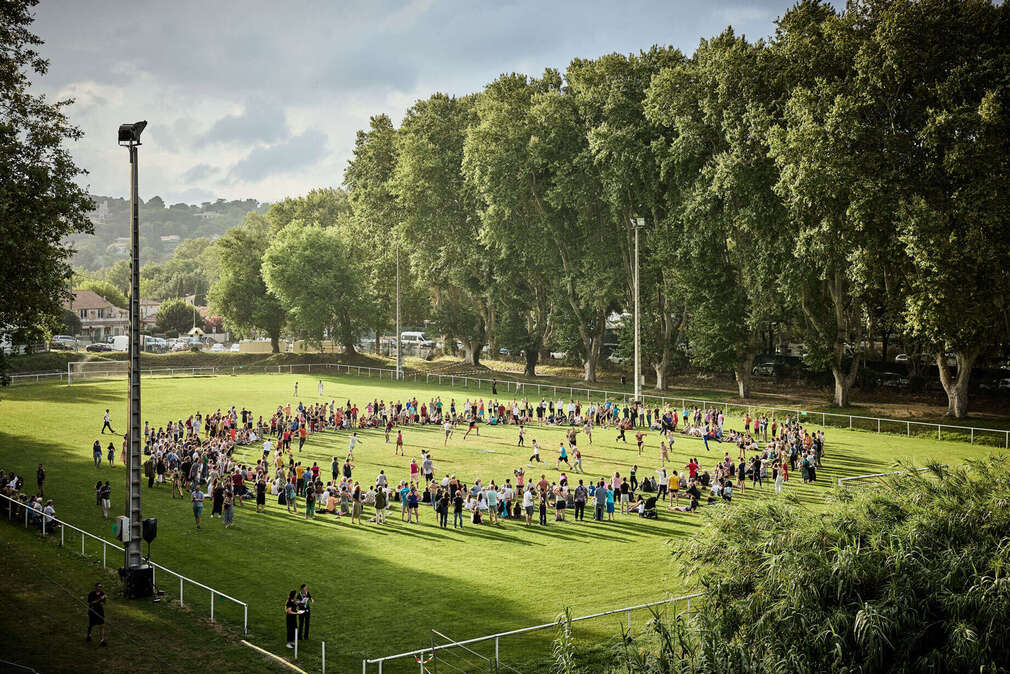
[0,373,997,672]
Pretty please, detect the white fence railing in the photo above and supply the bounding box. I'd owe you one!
[0,491,248,634]
[362,593,702,673]
[837,465,947,487]
[9,361,1009,447]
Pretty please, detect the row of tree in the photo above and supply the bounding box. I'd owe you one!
[206,0,1009,417]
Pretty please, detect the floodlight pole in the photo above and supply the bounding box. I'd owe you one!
[125,139,143,569]
[396,246,402,380]
[633,217,644,404]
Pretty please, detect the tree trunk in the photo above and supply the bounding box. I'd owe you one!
[524,349,538,377]
[654,363,667,390]
[734,352,755,399]
[374,332,381,353]
[463,340,483,367]
[270,332,280,354]
[830,348,861,407]
[580,319,605,383]
[937,349,978,419]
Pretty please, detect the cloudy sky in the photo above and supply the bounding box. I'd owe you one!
[31,0,817,205]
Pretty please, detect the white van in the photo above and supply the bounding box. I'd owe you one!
[400,331,435,348]
[109,335,129,352]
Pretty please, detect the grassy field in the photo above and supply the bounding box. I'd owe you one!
[0,372,1001,672]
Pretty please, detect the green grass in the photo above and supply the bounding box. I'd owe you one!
[0,372,1001,672]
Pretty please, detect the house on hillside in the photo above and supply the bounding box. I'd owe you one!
[140,298,160,328]
[64,289,129,341]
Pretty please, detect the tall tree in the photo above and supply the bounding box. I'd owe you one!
[465,71,619,382]
[0,0,94,353]
[647,32,790,398]
[392,95,490,365]
[261,222,365,353]
[209,213,287,352]
[567,48,687,388]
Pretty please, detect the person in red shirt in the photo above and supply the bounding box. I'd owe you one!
[685,459,699,479]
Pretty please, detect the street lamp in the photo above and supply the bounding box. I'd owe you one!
[118,120,153,598]
[633,217,645,405]
[396,245,402,380]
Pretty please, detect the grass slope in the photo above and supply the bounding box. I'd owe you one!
[0,373,997,672]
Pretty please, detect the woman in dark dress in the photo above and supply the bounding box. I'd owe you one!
[285,590,300,648]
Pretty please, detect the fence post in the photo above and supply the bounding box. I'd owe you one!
[877,419,880,433]
[103,541,106,567]
[971,428,974,445]
[938,425,941,440]
[849,416,852,429]
[322,642,326,674]
[244,605,248,635]
[180,577,184,606]
[60,525,64,547]
[627,609,631,631]
[210,590,215,623]
[295,627,298,660]
[495,636,500,670]
[82,532,85,555]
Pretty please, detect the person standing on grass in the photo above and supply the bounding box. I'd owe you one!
[86,582,107,646]
[36,464,45,496]
[285,479,297,515]
[443,419,454,446]
[191,483,205,530]
[106,442,115,466]
[293,381,298,397]
[422,453,434,484]
[101,409,115,434]
[317,380,324,396]
[395,429,405,455]
[407,484,420,523]
[517,425,525,447]
[297,584,313,641]
[572,447,583,474]
[92,440,102,467]
[573,480,587,520]
[348,432,360,460]
[453,489,465,528]
[351,482,362,524]
[636,430,647,456]
[374,484,388,524]
[223,487,235,528]
[437,489,449,528]
[305,483,316,520]
[255,476,267,513]
[285,590,301,649]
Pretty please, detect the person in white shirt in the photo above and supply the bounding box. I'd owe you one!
[522,488,535,526]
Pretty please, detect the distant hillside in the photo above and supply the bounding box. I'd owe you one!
[71,195,268,270]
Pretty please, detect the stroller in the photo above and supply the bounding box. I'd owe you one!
[642,496,658,519]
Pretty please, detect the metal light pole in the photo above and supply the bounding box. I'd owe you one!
[118,121,152,597]
[633,217,644,404]
[395,246,402,380]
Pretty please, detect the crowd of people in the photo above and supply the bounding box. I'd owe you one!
[86,383,826,532]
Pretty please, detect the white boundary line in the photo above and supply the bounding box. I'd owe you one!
[241,640,308,673]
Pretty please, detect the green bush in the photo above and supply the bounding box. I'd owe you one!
[604,459,1010,673]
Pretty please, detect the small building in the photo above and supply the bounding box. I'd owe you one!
[140,298,160,328]
[64,289,129,340]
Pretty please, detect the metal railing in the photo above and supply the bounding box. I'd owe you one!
[10,361,1009,447]
[0,491,248,634]
[362,593,702,673]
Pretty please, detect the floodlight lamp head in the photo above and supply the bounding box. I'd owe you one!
[633,217,645,228]
[118,121,148,146]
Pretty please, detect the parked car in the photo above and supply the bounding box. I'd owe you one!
[875,371,910,388]
[210,343,225,353]
[894,353,910,362]
[752,362,776,377]
[230,343,240,352]
[549,350,567,360]
[499,347,512,356]
[1000,378,1010,391]
[400,331,435,348]
[86,342,112,352]
[50,335,77,350]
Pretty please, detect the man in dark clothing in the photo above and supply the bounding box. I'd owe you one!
[36,464,45,496]
[297,583,313,640]
[87,582,107,646]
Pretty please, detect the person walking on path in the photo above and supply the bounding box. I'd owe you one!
[101,409,115,434]
[191,483,205,530]
[99,481,111,519]
[86,582,107,646]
